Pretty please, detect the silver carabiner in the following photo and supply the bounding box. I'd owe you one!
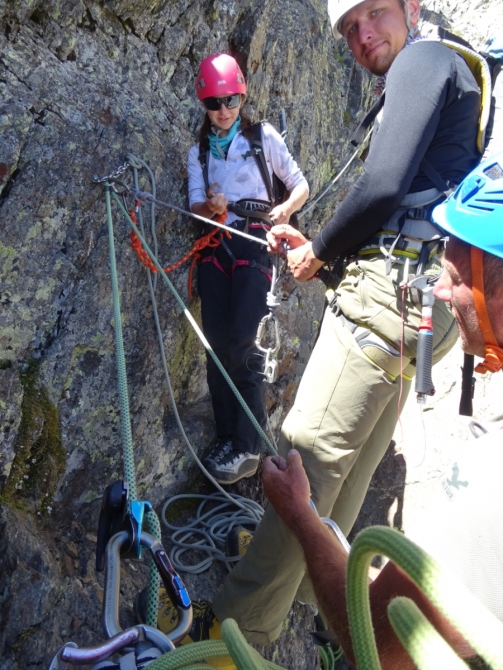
[255,313,281,383]
[103,531,192,646]
[48,630,142,669]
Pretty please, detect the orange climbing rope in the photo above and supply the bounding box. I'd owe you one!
[129,209,231,300]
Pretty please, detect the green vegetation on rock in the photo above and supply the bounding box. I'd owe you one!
[0,360,66,515]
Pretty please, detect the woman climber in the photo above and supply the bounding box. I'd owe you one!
[188,53,309,484]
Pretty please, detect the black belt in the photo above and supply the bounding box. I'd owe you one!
[227,202,273,227]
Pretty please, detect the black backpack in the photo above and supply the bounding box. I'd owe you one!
[198,121,300,229]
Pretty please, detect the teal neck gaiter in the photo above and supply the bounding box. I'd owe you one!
[208,117,241,159]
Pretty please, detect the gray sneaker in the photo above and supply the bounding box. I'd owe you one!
[203,442,260,484]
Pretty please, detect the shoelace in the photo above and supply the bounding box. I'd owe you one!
[212,441,234,463]
[215,445,246,466]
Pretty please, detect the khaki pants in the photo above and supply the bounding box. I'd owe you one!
[213,257,458,644]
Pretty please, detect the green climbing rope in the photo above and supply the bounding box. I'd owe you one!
[346,526,503,669]
[387,597,469,669]
[109,189,276,457]
[145,619,286,670]
[105,185,137,501]
[105,184,161,628]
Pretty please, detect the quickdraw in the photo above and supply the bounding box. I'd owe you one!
[255,257,282,383]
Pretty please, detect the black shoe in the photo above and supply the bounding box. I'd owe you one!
[203,442,260,484]
[210,436,234,454]
[225,525,253,564]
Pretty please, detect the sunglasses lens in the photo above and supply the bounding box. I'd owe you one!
[225,94,240,109]
[203,97,221,111]
[203,95,241,111]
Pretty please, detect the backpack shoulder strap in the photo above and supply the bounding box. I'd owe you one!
[198,145,210,195]
[350,94,385,147]
[248,122,275,205]
[436,35,492,153]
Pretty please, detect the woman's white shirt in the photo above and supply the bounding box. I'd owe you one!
[187,123,308,226]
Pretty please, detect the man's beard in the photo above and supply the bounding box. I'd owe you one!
[368,44,401,76]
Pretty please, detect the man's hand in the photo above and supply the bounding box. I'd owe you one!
[286,242,324,281]
[266,225,324,280]
[266,223,308,253]
[262,450,312,529]
[206,183,228,215]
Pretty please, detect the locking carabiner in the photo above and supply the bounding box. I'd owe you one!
[255,256,283,383]
[255,313,281,383]
[103,530,192,642]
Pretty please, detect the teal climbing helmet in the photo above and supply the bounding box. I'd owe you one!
[432,151,503,259]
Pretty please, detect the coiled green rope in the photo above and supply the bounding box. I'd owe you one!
[146,619,285,670]
[347,526,503,669]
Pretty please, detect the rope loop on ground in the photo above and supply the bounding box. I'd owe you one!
[161,492,263,574]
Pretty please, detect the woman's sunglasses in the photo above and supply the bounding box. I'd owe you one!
[202,94,241,111]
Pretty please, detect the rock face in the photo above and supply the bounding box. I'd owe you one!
[0,0,501,667]
[0,1,360,666]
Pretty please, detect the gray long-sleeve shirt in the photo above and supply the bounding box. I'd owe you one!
[312,40,481,262]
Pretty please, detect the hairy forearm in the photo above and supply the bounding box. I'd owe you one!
[287,511,474,669]
[285,506,354,655]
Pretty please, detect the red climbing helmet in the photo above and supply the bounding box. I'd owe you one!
[195,53,247,100]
